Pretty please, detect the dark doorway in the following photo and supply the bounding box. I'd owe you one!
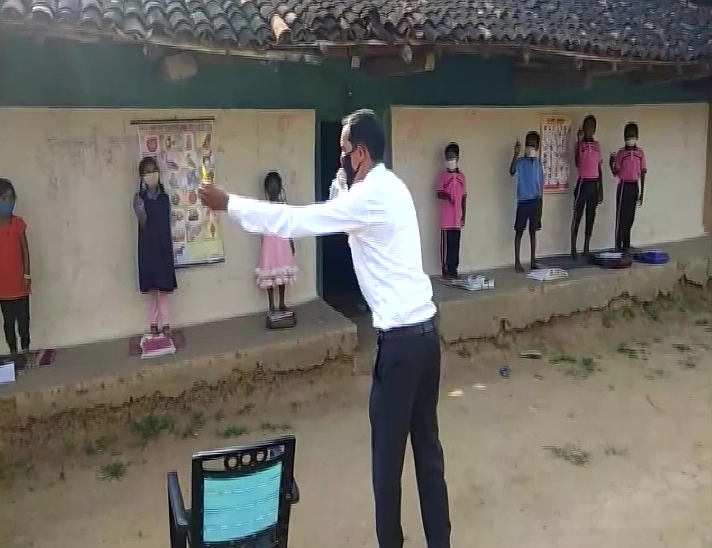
[318,120,362,317]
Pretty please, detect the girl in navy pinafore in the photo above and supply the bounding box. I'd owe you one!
[134,156,177,335]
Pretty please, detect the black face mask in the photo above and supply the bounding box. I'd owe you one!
[341,152,361,189]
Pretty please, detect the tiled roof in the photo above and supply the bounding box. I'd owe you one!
[1,0,711,62]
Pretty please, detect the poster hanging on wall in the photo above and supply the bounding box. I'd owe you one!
[136,120,225,267]
[540,116,572,193]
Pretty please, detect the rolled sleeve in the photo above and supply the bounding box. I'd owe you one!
[226,190,375,238]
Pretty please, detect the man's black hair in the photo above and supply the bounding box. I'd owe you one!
[525,131,540,145]
[583,114,596,127]
[342,109,385,163]
[0,177,16,199]
[624,122,639,137]
[444,142,460,157]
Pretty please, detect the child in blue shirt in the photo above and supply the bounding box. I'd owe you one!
[509,131,544,272]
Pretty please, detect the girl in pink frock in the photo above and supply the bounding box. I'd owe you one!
[256,171,297,312]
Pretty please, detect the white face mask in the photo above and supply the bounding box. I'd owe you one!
[445,159,457,170]
[625,138,637,147]
[525,147,538,158]
[143,172,159,188]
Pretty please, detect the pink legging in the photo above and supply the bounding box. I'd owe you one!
[148,291,169,328]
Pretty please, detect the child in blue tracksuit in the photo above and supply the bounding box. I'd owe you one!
[509,131,544,272]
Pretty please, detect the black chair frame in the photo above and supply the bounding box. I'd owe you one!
[168,435,300,548]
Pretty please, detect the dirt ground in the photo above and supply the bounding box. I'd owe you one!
[0,291,711,548]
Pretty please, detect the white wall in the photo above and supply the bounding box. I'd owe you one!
[391,104,708,275]
[0,108,316,351]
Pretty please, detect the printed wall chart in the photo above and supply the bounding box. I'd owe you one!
[540,116,572,193]
[137,121,225,267]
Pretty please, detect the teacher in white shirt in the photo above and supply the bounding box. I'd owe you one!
[199,109,451,548]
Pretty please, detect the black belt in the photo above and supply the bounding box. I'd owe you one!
[621,180,638,184]
[580,178,599,183]
[377,319,435,341]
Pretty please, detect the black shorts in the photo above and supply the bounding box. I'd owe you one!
[514,198,542,233]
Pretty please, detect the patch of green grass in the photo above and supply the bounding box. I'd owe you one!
[456,346,471,358]
[259,421,291,433]
[617,342,646,359]
[644,368,666,380]
[132,414,175,447]
[217,424,248,439]
[672,342,692,352]
[180,411,206,439]
[83,436,114,456]
[549,354,577,365]
[551,354,599,378]
[97,460,128,481]
[543,444,590,466]
[601,310,616,328]
[236,403,255,416]
[642,302,662,322]
[603,444,629,458]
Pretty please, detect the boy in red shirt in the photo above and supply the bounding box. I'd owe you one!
[436,142,467,279]
[0,178,31,370]
[610,122,646,254]
[571,115,603,259]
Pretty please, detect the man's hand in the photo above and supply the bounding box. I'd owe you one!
[198,185,229,211]
[461,217,466,228]
[134,195,145,213]
[22,276,31,293]
[637,195,644,207]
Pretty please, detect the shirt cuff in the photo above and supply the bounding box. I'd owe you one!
[226,194,244,222]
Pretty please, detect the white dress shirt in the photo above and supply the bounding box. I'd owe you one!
[227,163,436,330]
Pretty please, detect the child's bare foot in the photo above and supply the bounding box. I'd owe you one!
[150,324,159,336]
[162,325,171,336]
[514,262,525,273]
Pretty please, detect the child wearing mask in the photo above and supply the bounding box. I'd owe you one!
[610,122,646,254]
[256,171,297,313]
[133,157,177,335]
[0,178,31,370]
[436,142,467,279]
[509,132,544,273]
[571,114,603,259]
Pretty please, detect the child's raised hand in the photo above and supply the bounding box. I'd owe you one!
[514,140,521,156]
[577,128,584,141]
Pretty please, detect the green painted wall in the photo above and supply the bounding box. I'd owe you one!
[0,35,706,119]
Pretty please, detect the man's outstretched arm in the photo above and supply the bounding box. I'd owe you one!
[225,191,374,238]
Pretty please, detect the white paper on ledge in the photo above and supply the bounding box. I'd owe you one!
[526,268,569,282]
[0,362,16,385]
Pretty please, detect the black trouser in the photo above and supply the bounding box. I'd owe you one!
[370,319,451,548]
[571,178,599,251]
[440,229,460,277]
[615,182,639,252]
[0,297,30,355]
